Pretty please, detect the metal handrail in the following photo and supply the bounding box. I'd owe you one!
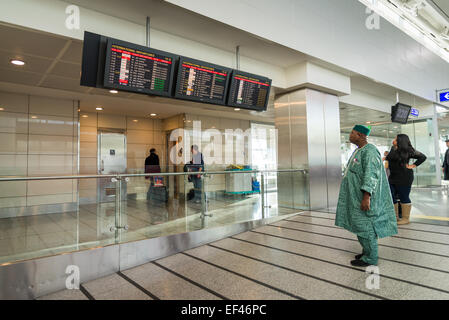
[0,169,308,182]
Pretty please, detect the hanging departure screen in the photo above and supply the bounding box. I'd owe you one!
[227,71,271,111]
[103,38,176,97]
[175,57,231,105]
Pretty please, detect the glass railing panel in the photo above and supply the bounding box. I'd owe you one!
[274,169,310,214]
[195,170,263,229]
[0,177,117,264]
[0,169,309,265]
[117,171,204,243]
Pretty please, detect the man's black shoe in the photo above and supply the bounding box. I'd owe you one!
[355,254,363,260]
[350,259,372,267]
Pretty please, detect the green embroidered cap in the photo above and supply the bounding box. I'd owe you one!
[353,124,371,136]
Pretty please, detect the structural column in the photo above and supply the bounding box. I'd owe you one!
[275,88,342,210]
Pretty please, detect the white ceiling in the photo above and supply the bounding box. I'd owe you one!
[0,22,277,121]
[432,0,449,19]
[351,75,431,107]
[68,0,310,69]
[0,12,436,123]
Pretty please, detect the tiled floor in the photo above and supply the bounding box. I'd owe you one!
[321,188,449,222]
[40,211,449,300]
[0,193,298,264]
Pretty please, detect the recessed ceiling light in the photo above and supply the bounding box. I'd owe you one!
[10,59,25,66]
[0,108,4,111]
[96,107,103,111]
[234,108,241,111]
[82,115,88,118]
[133,119,138,122]
[150,113,157,117]
[31,116,38,119]
[109,90,118,94]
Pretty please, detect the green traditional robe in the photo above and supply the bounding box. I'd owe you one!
[335,143,397,239]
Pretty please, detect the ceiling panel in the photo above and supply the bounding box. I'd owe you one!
[59,41,83,64]
[0,50,53,74]
[40,75,91,93]
[0,25,69,59]
[50,62,82,79]
[0,67,42,86]
[432,0,449,19]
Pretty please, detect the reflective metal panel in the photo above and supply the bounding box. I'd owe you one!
[323,93,342,208]
[305,89,328,209]
[275,93,295,208]
[274,89,342,210]
[0,245,119,300]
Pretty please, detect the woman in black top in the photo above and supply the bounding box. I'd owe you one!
[145,148,161,185]
[386,134,426,225]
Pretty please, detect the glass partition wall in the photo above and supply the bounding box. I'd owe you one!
[340,104,439,187]
[437,105,449,183]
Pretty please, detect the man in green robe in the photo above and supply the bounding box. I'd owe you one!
[335,125,397,267]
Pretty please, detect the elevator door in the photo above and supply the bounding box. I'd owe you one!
[98,131,127,203]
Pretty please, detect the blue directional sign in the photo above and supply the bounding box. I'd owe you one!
[410,108,419,117]
[440,91,449,102]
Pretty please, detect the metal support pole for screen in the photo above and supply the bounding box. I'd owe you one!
[146,17,151,47]
[236,45,240,70]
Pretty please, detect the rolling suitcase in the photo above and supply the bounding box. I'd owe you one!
[148,185,168,202]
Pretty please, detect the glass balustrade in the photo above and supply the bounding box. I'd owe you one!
[0,169,308,265]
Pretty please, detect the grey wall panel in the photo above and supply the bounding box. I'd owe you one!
[275,93,292,169]
[275,93,295,208]
[323,94,342,208]
[289,90,308,170]
[0,245,119,300]
[274,88,341,211]
[305,89,328,210]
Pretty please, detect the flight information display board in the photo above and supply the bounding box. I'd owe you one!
[227,71,271,111]
[175,57,231,105]
[103,38,177,97]
[391,103,412,124]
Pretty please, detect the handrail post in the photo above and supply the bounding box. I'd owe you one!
[201,174,205,217]
[113,176,121,243]
[261,172,265,219]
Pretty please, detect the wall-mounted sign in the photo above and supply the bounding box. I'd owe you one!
[439,91,449,103]
[410,108,419,117]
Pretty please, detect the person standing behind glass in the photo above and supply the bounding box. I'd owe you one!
[386,134,426,225]
[191,145,204,204]
[145,148,161,186]
[443,139,449,181]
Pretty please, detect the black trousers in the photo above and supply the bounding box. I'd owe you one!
[389,184,411,204]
